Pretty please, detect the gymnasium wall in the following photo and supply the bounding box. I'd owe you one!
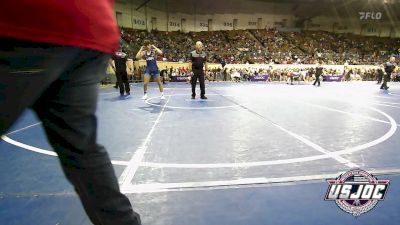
[115,1,295,32]
[306,16,400,37]
[115,1,400,37]
[303,1,400,38]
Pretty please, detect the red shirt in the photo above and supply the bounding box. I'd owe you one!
[0,0,119,54]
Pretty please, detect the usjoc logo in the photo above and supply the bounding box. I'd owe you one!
[325,169,389,216]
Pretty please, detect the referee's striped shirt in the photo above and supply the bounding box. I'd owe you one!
[190,50,207,70]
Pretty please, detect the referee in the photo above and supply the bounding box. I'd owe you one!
[189,41,208,99]
[112,49,130,96]
[313,61,323,86]
[380,56,396,90]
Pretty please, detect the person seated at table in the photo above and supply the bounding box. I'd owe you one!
[300,69,308,82]
[345,69,352,81]
[231,69,241,82]
[292,69,301,83]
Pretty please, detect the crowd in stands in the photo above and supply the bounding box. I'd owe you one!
[225,67,400,83]
[130,63,399,84]
[120,27,400,66]
[121,28,193,62]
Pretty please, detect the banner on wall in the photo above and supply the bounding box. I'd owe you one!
[223,22,233,27]
[171,76,189,82]
[248,21,257,27]
[132,18,146,28]
[323,75,344,82]
[198,21,208,31]
[168,20,181,31]
[250,75,269,81]
[169,21,181,28]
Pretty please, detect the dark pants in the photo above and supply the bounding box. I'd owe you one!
[288,76,293,84]
[116,71,130,95]
[377,74,383,84]
[0,38,141,225]
[313,75,321,86]
[380,74,390,89]
[191,69,205,97]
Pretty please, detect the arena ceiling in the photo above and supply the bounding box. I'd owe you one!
[120,0,400,22]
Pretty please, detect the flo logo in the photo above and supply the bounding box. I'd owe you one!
[325,169,389,216]
[359,12,382,20]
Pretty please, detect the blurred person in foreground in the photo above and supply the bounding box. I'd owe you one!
[0,1,141,224]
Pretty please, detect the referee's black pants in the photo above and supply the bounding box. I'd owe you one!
[116,71,130,95]
[0,38,141,225]
[377,74,383,84]
[313,75,321,86]
[380,74,390,89]
[191,69,205,97]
